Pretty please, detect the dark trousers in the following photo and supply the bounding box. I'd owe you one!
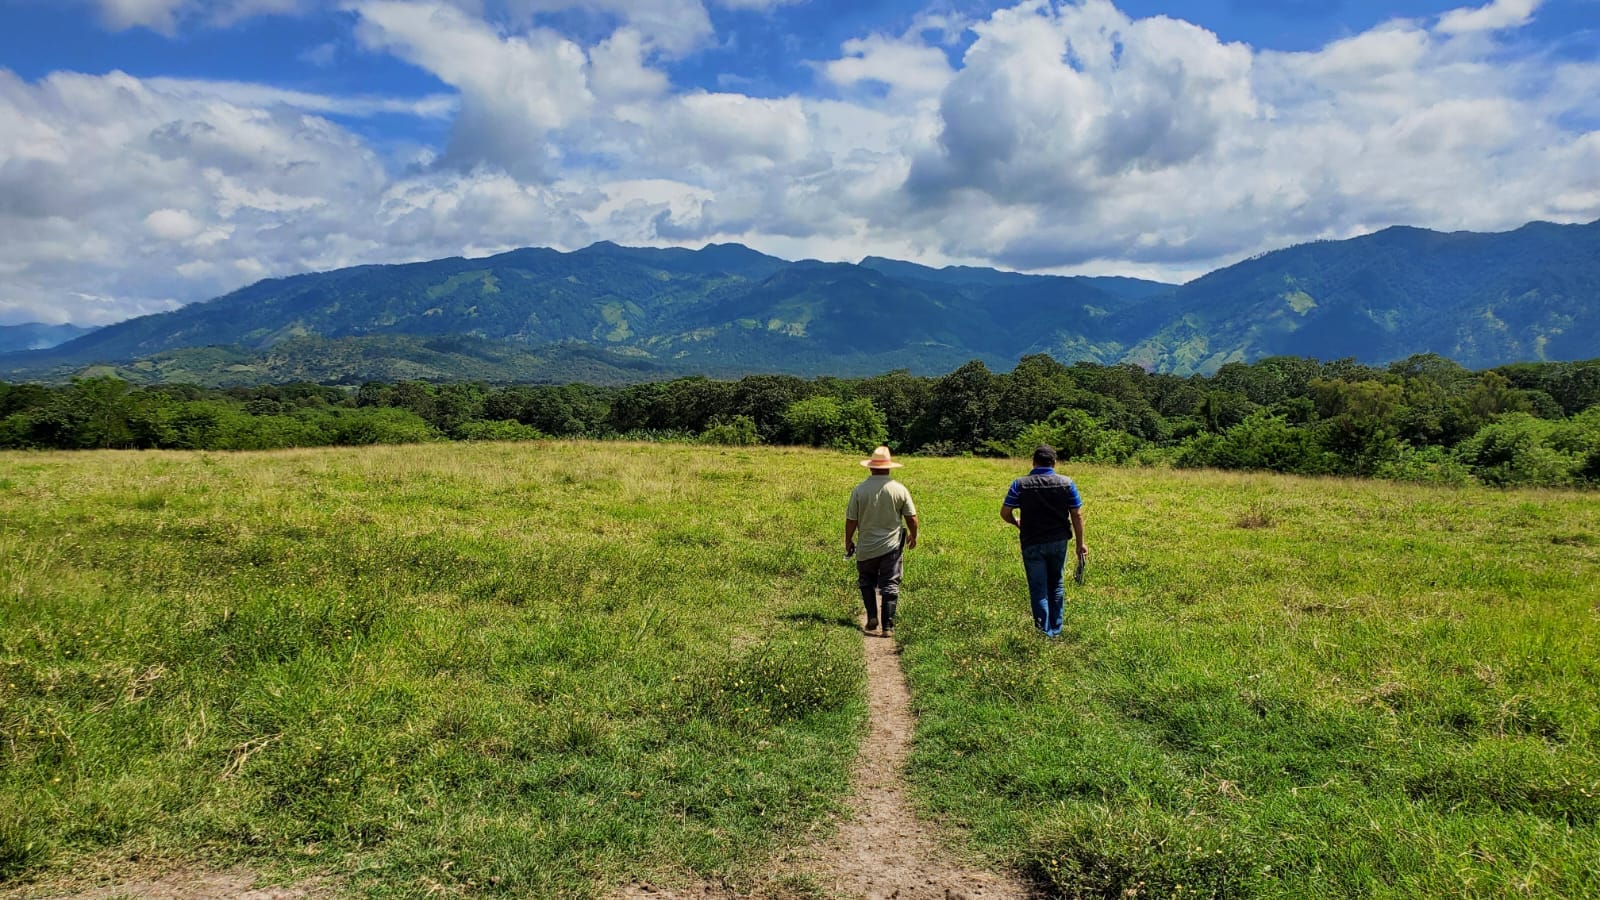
[856,543,904,628]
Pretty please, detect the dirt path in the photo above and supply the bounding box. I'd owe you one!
[789,623,1030,900]
[626,621,1031,900]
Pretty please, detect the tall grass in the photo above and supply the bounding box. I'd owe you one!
[0,443,865,896]
[4,444,1597,898]
[899,461,1600,898]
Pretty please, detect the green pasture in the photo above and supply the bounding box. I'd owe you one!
[903,462,1600,898]
[2,442,1597,898]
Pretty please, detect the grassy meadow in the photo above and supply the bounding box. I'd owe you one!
[2,441,1598,898]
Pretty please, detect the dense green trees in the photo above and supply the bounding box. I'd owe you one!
[783,396,888,452]
[3,354,1597,488]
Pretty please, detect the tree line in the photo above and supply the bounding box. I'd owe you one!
[3,353,1597,488]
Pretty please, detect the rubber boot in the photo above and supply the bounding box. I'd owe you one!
[880,595,897,633]
[863,595,879,633]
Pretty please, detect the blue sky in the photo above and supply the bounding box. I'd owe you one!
[0,0,1597,324]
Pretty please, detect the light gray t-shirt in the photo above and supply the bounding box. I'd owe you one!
[846,475,917,561]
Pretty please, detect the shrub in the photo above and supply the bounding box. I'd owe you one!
[0,413,33,449]
[699,415,761,446]
[612,429,696,443]
[995,408,1138,462]
[1545,405,1600,484]
[1083,429,1143,464]
[1176,412,1340,475]
[1457,413,1582,487]
[783,396,887,453]
[324,408,443,446]
[1374,445,1475,486]
[454,419,544,442]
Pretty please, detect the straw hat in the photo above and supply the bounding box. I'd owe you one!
[860,446,903,469]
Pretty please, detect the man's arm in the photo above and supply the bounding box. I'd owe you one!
[844,518,858,557]
[904,515,919,549]
[1001,478,1022,529]
[1070,507,1087,558]
[1001,504,1020,529]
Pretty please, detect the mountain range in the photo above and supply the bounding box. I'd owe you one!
[4,219,1597,385]
[0,323,97,354]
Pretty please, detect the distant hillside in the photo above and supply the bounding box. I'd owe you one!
[0,323,96,353]
[1123,220,1600,374]
[3,219,1598,385]
[53,335,676,388]
[2,242,1159,383]
[13,241,788,368]
[857,256,1174,302]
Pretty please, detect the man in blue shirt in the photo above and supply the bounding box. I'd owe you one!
[1000,445,1088,637]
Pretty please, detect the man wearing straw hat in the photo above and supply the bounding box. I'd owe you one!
[845,445,919,637]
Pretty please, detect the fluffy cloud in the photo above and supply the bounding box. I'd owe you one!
[0,68,596,325]
[145,76,457,119]
[900,0,1598,270]
[1436,0,1541,35]
[909,1,1257,204]
[93,0,309,33]
[3,0,1598,326]
[822,33,956,101]
[96,0,187,31]
[349,1,808,180]
[354,1,593,178]
[588,28,671,102]
[0,69,377,323]
[481,0,713,57]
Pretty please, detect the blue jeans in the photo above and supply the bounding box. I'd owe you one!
[1021,539,1068,636]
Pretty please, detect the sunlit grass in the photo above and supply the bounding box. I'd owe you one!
[3,444,1597,897]
[0,443,865,897]
[898,461,1600,898]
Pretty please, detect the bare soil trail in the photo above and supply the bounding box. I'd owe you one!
[625,621,1033,900]
[793,623,1032,900]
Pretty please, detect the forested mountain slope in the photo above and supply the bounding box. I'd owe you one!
[4,219,1596,384]
[1125,220,1600,374]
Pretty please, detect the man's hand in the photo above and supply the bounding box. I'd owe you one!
[844,541,855,558]
[1077,545,1089,560]
[906,534,918,550]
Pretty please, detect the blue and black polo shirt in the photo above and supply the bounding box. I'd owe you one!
[1003,467,1083,547]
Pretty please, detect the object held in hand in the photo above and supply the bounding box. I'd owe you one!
[1073,555,1087,586]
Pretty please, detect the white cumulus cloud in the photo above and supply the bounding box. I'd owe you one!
[143,208,204,241]
[92,0,310,33]
[0,67,591,325]
[822,33,956,101]
[97,0,186,31]
[1436,0,1542,35]
[899,0,1597,272]
[2,0,1598,327]
[353,0,593,178]
[490,0,713,57]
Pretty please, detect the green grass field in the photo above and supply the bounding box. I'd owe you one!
[2,442,1597,898]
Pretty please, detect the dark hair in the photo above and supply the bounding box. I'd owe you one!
[1032,445,1057,467]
